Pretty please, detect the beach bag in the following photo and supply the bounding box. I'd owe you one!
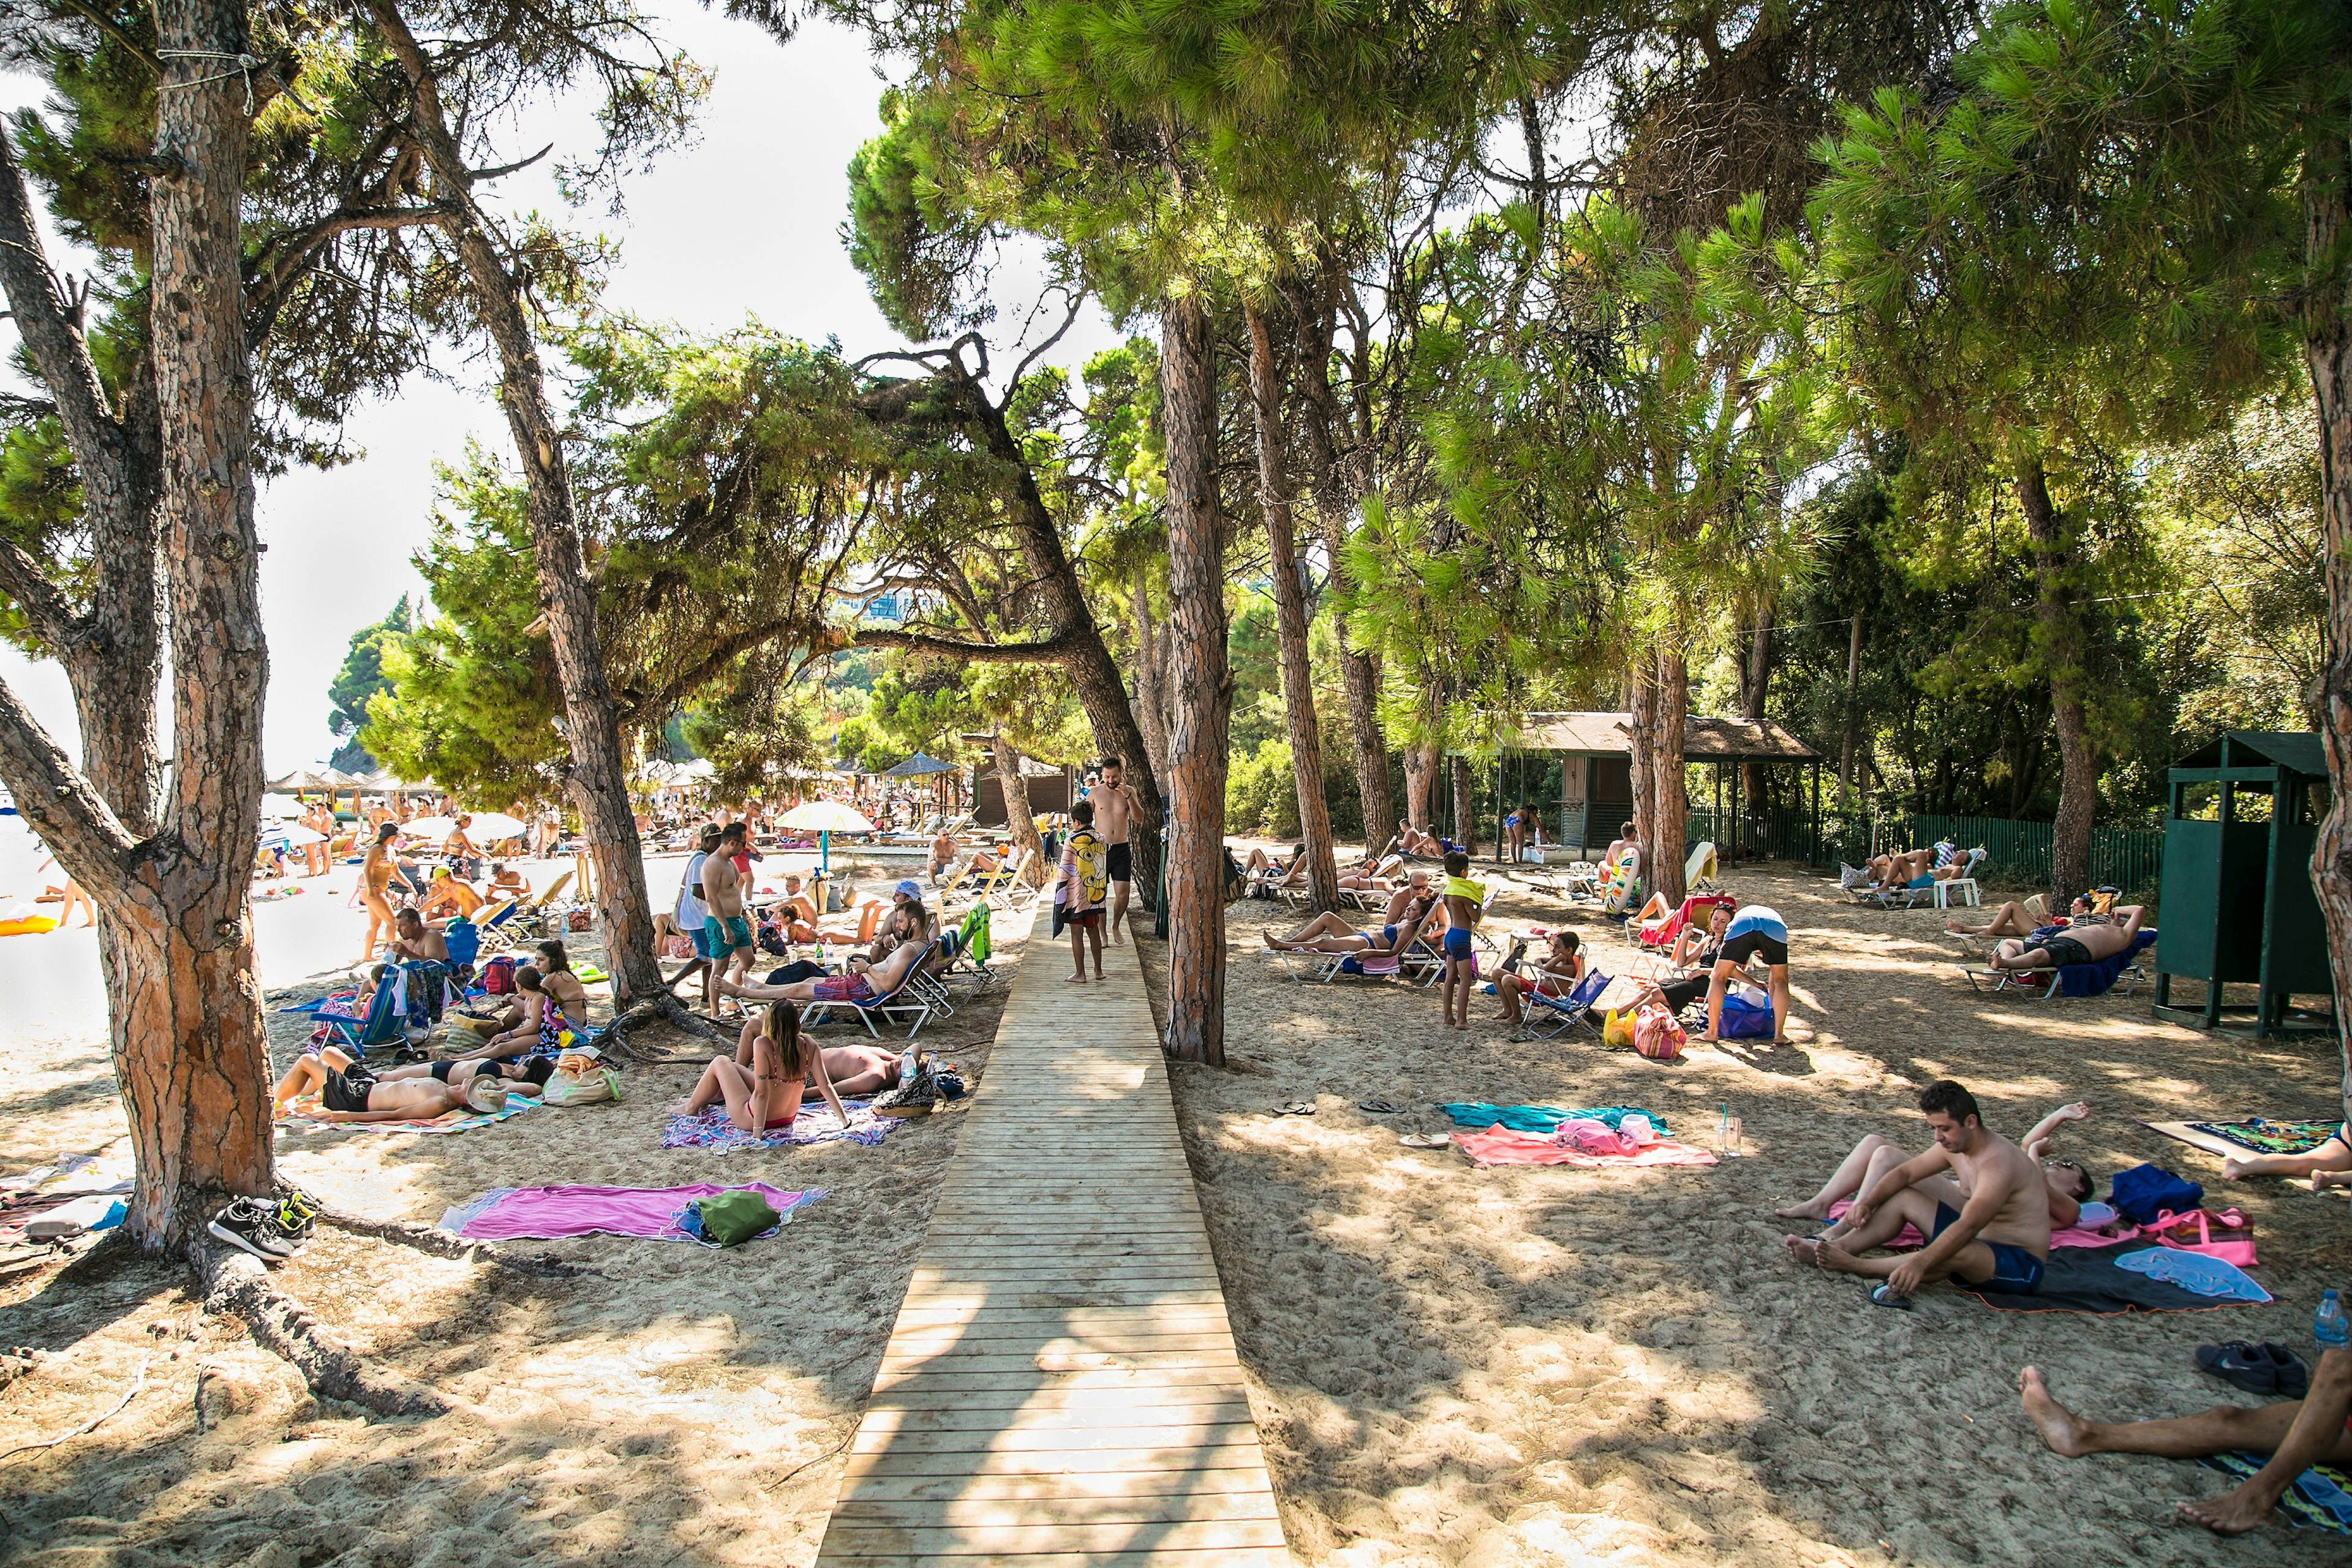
[1601,1007,1637,1050]
[1718,982,1774,1040]
[443,919,481,970]
[543,1066,621,1106]
[691,1188,780,1248]
[481,955,518,995]
[2150,1207,2258,1268]
[1632,1001,1686,1061]
[2111,1162,2204,1226]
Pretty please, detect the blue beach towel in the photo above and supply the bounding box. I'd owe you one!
[2114,1247,2271,1302]
[1439,1103,1672,1137]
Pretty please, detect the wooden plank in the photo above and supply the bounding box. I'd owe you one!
[813,899,1290,1567]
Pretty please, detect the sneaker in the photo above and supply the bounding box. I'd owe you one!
[208,1198,298,1264]
[274,1187,322,1242]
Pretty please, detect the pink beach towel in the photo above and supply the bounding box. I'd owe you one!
[1452,1126,1720,1169]
[447,1183,820,1242]
[1823,1199,2138,1251]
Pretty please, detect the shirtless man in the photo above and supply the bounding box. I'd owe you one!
[927,825,959,885]
[418,868,483,922]
[1988,903,2146,973]
[1261,889,1442,958]
[1092,756,1136,944]
[384,908,449,965]
[2020,1351,2352,1535]
[1785,1079,2052,1306]
[717,932,933,1008]
[699,822,756,1011]
[1777,1099,2095,1236]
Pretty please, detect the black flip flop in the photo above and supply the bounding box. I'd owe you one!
[1868,1284,1915,1311]
[2195,1341,2277,1395]
[1357,1098,1403,1115]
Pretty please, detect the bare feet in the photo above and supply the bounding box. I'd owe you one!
[2313,1169,2352,1193]
[2018,1367,2092,1458]
[1774,1198,1832,1221]
[2176,1482,2280,1535]
[1813,1237,1866,1276]
[1694,1032,1720,1044]
[1784,1235,1821,1265]
[1065,973,1089,984]
[2221,1158,2247,1181]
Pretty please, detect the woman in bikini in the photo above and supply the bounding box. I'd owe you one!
[1261,892,1442,957]
[358,823,412,963]
[682,999,851,1133]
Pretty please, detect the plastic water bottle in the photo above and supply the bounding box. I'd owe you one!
[2317,1289,2348,1351]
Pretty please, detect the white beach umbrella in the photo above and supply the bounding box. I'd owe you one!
[777,800,873,872]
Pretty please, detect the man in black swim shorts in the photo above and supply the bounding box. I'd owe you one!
[1783,1079,2054,1307]
[1990,903,2147,976]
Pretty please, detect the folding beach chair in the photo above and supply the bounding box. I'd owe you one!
[936,902,995,993]
[804,939,940,1038]
[1634,894,1728,956]
[993,849,1044,916]
[1684,841,1721,894]
[1523,968,1612,1041]
[1961,927,2158,1000]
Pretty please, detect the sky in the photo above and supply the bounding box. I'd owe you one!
[0,5,1128,778]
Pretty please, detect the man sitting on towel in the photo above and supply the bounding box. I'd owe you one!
[1988,902,2146,974]
[2021,1352,2352,1536]
[1785,1079,2051,1306]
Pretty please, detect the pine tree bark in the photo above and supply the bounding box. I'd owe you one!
[1839,611,1863,809]
[2298,127,2352,1125]
[369,0,665,1005]
[1741,608,1773,812]
[1159,290,1230,1065]
[1628,647,1690,906]
[1404,738,1437,837]
[1131,572,1172,783]
[1245,304,1339,911]
[2015,456,2097,902]
[992,734,1047,889]
[1449,752,1476,856]
[1292,273,1392,843]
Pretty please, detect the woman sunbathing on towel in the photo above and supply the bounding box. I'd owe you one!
[2216,1128,2352,1188]
[273,1044,507,1122]
[679,1000,850,1133]
[715,935,932,1008]
[1775,1100,2095,1234]
[1261,892,1442,957]
[1494,930,1584,1025]
[374,1055,558,1093]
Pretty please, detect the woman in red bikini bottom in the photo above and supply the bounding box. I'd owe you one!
[677,1000,853,1133]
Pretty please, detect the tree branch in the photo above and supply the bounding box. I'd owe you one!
[0,671,136,901]
[0,538,76,651]
[469,143,554,182]
[0,126,123,488]
[843,627,1080,663]
[243,204,447,342]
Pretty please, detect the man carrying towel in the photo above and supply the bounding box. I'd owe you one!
[1784,1079,2052,1307]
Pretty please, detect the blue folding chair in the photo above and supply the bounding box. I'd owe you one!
[1525,969,1613,1041]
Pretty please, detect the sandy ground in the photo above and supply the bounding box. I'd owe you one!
[1156,861,2352,1567]
[6,840,2349,1566]
[0,838,1023,1567]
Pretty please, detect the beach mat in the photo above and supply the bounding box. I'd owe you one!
[277,1096,538,1136]
[2144,1118,2343,1161]
[1956,1243,2261,1314]
[658,1100,896,1152]
[2196,1452,2352,1531]
[438,1182,821,1242]
[1452,1126,1717,1169]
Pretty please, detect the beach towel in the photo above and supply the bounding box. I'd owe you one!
[2197,1452,2352,1532]
[657,1100,897,1152]
[1439,1103,1674,1137]
[276,1096,537,1136]
[2144,1118,2345,1161]
[2114,1246,2271,1302]
[437,1182,821,1242]
[1821,1200,2136,1252]
[1955,1243,2263,1314]
[1452,1126,1717,1169]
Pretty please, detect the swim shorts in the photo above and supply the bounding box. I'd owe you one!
[813,973,875,1003]
[1906,873,1934,891]
[1442,926,1475,959]
[429,1061,458,1084]
[1106,843,1132,882]
[1721,907,1790,967]
[1933,1202,2045,1294]
[322,1066,376,1114]
[709,914,753,953]
[2036,935,2094,968]
[1068,908,1102,930]
[690,922,720,961]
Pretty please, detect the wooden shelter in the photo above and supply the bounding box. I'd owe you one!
[1504,711,1822,859]
[971,750,1074,826]
[2150,731,2335,1038]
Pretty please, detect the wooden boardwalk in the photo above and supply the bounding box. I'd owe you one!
[812,901,1291,1566]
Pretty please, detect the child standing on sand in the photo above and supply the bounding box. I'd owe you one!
[1058,799,1109,983]
[1438,850,1484,1028]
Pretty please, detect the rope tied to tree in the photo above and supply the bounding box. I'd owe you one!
[156,50,261,115]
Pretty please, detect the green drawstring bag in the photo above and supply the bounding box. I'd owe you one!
[693,1188,781,1248]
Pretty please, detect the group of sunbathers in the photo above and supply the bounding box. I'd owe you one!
[1945,891,2151,974]
[1847,841,1984,897]
[1779,1082,2350,1533]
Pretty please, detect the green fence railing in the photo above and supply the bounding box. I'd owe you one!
[1678,805,2165,896]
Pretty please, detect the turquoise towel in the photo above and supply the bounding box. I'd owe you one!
[2114,1246,2271,1303]
[1439,1102,1672,1137]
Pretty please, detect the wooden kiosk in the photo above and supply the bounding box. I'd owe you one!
[2150,731,2336,1038]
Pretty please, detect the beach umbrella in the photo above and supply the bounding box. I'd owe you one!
[260,793,304,820]
[777,799,873,873]
[399,815,459,839]
[460,811,529,842]
[881,752,956,778]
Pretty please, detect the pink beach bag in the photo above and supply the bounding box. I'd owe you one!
[2150,1208,2258,1269]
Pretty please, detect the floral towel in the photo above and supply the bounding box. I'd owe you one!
[276,1096,537,1136]
[2187,1119,2343,1156]
[657,1099,896,1152]
[2198,1452,2352,1531]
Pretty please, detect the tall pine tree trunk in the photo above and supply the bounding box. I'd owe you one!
[372,0,665,1005]
[1404,739,1437,836]
[1294,273,1392,843]
[2299,127,2352,1125]
[2015,456,2096,902]
[1629,646,1690,907]
[1245,304,1339,910]
[992,734,1046,888]
[1159,291,1230,1064]
[1839,611,1863,810]
[1449,752,1476,857]
[1131,572,1171,783]
[1740,607,1772,814]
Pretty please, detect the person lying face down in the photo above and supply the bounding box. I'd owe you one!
[1782,1079,2054,1307]
[374,1054,559,1094]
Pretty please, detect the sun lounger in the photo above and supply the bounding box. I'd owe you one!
[1960,927,2158,1000]
[804,939,940,1038]
[1632,893,1728,954]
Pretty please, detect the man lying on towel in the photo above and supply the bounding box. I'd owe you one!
[1987,902,2145,974]
[1785,1079,2050,1307]
[2022,1352,2352,1535]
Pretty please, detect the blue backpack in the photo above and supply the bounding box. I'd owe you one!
[443,918,481,970]
[2111,1162,2204,1225]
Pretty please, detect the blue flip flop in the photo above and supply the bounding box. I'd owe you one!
[1869,1284,1915,1310]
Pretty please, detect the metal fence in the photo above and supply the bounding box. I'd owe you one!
[1684,806,2165,897]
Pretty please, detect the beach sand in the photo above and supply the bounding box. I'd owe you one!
[1167,863,2352,1566]
[5,858,2349,1565]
